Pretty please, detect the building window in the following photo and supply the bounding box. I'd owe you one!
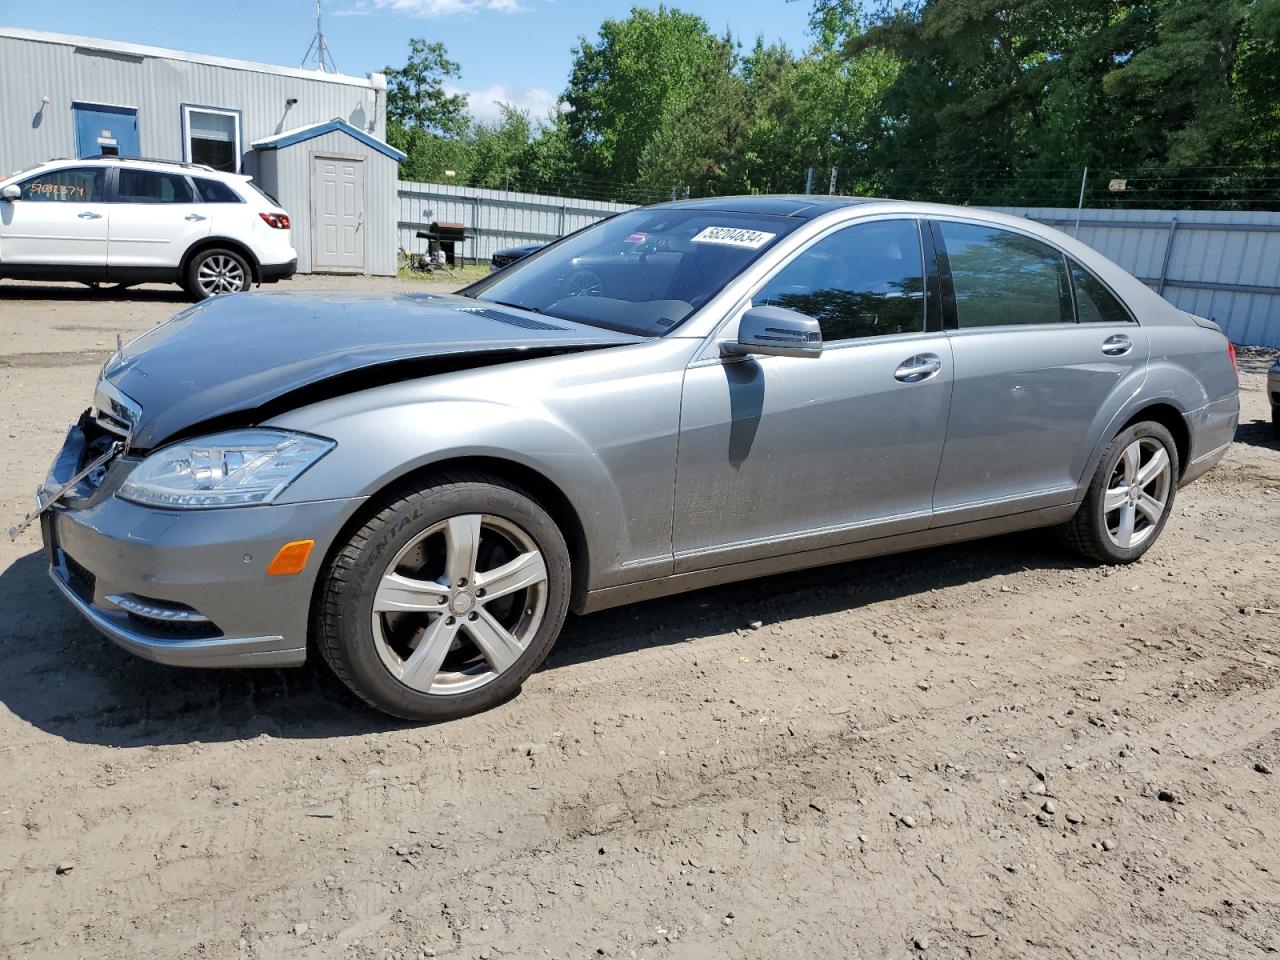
[183,106,240,173]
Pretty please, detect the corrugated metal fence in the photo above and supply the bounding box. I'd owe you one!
[397,181,634,265]
[394,183,1280,347]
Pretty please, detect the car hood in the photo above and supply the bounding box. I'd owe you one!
[102,290,642,450]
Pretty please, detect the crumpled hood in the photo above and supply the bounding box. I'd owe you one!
[102,290,641,449]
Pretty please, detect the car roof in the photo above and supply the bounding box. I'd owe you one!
[656,194,884,219]
[7,156,245,180]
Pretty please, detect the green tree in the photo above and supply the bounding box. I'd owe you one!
[469,105,535,189]
[564,6,723,184]
[384,38,470,139]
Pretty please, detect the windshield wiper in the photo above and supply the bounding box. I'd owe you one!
[484,299,542,314]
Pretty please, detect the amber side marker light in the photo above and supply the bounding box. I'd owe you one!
[267,539,315,576]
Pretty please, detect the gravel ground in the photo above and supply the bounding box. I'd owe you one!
[1,276,1278,960]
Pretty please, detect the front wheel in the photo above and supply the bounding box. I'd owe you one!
[315,475,571,721]
[1059,421,1179,564]
[185,248,251,300]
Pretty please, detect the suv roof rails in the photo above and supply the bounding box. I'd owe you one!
[86,154,217,173]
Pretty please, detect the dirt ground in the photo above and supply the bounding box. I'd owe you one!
[1,275,1278,960]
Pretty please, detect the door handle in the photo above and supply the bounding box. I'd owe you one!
[1101,334,1132,356]
[184,214,207,222]
[78,211,102,219]
[894,353,943,383]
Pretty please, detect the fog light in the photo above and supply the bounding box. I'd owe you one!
[266,539,315,576]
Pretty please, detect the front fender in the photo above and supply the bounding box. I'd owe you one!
[266,339,694,589]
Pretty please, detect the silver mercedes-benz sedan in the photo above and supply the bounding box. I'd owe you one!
[29,197,1239,720]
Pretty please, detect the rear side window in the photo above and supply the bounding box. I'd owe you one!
[192,177,243,203]
[17,167,104,202]
[1070,260,1132,323]
[117,170,195,204]
[755,219,925,341]
[939,222,1073,328]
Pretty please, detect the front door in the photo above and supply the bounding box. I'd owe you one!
[673,218,953,571]
[311,156,364,272]
[929,218,1150,522]
[0,165,109,270]
[73,103,139,158]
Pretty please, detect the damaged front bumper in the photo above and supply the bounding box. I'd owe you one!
[40,418,360,668]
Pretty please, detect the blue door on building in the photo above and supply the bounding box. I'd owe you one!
[73,103,139,158]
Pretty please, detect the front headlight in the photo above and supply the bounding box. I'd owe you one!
[119,429,334,509]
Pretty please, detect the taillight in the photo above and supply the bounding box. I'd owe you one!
[259,212,290,229]
[1227,340,1238,376]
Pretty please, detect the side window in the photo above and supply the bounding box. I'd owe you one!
[17,167,105,202]
[939,222,1073,328]
[755,219,925,341]
[1070,260,1132,323]
[117,170,195,204]
[192,177,243,203]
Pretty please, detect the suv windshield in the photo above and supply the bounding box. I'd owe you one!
[466,208,801,336]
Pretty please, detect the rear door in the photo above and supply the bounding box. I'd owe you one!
[107,168,211,271]
[929,218,1149,523]
[0,166,109,270]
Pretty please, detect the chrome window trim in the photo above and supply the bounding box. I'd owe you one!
[687,207,927,363]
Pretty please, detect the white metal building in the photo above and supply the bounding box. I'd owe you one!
[0,27,403,275]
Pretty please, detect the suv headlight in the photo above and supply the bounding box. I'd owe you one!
[119,429,334,509]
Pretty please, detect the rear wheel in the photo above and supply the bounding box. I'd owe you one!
[1059,421,1179,563]
[315,475,571,721]
[185,248,250,300]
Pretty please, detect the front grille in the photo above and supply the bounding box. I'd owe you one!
[62,551,95,602]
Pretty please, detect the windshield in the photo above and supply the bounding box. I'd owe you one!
[466,208,801,336]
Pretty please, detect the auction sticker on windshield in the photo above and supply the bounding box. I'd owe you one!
[690,226,776,249]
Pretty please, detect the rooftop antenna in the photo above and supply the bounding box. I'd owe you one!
[301,1,338,73]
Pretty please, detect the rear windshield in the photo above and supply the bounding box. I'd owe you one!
[465,208,801,336]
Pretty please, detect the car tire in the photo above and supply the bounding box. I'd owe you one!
[184,248,251,301]
[1059,420,1180,564]
[314,473,571,722]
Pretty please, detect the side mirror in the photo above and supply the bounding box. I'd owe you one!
[1,184,19,201]
[723,305,823,359]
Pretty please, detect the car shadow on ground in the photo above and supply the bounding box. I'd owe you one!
[1234,418,1279,451]
[0,282,188,302]
[0,530,1075,749]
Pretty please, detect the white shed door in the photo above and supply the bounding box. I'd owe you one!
[311,156,365,271]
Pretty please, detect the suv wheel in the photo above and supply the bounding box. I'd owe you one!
[1060,420,1179,564]
[315,474,571,721]
[185,248,250,300]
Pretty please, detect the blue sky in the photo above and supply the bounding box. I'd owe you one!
[0,0,816,122]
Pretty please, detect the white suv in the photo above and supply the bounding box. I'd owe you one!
[0,157,297,300]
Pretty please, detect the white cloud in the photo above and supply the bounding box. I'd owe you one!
[446,84,561,125]
[335,0,523,16]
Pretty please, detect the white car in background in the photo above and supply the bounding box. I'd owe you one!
[0,156,296,300]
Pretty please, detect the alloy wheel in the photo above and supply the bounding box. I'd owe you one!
[370,514,549,695]
[1103,437,1172,549]
[197,255,247,296]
